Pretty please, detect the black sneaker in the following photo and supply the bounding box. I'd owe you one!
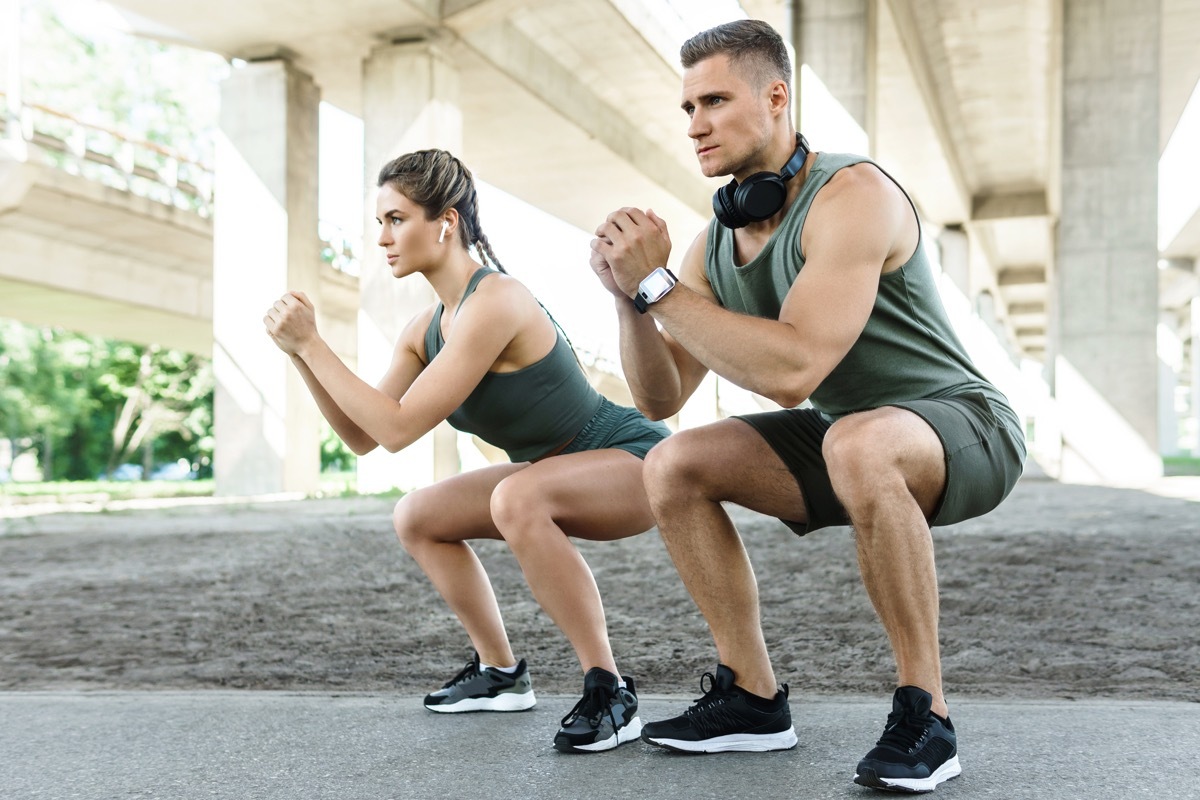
[640,664,797,753]
[553,667,643,753]
[854,686,961,793]
[423,652,536,713]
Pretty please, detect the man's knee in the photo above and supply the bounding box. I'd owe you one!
[824,410,944,518]
[643,429,718,503]
[823,414,901,506]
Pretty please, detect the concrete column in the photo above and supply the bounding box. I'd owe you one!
[793,0,874,151]
[1158,310,1182,456]
[1053,0,1161,484]
[357,39,462,494]
[212,59,321,496]
[936,224,970,296]
[1193,277,1200,455]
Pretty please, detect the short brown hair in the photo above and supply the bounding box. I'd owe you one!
[680,19,791,92]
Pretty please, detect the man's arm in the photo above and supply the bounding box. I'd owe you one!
[614,231,712,419]
[600,165,913,408]
[589,212,710,419]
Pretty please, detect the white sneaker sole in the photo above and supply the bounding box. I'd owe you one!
[855,755,962,793]
[424,690,536,713]
[644,726,798,753]
[566,716,645,752]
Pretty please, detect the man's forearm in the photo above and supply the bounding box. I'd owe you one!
[615,297,690,420]
[649,287,815,409]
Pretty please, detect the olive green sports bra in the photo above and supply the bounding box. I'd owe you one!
[423,267,602,462]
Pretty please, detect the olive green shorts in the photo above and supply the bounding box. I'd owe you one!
[735,391,1027,534]
[561,396,671,460]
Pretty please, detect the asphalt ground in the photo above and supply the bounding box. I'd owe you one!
[2,690,1197,799]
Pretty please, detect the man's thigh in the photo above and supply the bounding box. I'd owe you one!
[732,408,844,534]
[650,413,828,533]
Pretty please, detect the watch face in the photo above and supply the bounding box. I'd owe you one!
[642,269,673,300]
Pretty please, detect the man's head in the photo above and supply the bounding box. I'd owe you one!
[680,19,791,95]
[679,19,794,180]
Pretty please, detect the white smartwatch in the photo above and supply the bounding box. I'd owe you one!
[634,267,678,314]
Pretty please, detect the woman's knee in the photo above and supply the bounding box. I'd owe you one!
[392,491,435,551]
[488,474,549,543]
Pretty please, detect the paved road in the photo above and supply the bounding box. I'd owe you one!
[2,691,1196,799]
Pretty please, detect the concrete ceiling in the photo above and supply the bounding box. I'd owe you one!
[99,0,1200,361]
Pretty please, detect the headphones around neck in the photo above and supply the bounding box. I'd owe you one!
[712,133,811,229]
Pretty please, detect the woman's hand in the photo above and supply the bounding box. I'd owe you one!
[264,291,318,357]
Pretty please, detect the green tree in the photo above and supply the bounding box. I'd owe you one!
[97,341,213,479]
[0,321,91,480]
[0,320,214,481]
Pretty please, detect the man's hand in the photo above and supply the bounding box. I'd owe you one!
[587,233,624,298]
[264,291,318,356]
[592,208,672,297]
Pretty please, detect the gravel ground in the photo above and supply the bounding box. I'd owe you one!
[2,476,1198,703]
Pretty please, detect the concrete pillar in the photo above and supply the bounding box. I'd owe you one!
[212,59,321,496]
[1158,309,1182,456]
[793,0,874,152]
[1053,0,1161,484]
[1182,257,1200,456]
[1193,275,1200,455]
[357,39,462,494]
[936,224,970,296]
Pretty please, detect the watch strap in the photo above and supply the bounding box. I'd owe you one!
[634,267,678,314]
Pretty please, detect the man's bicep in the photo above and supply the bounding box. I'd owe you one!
[778,243,884,386]
[676,228,717,302]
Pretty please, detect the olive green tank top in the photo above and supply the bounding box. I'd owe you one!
[704,152,1013,421]
[424,267,603,462]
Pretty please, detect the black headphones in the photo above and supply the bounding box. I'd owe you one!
[712,133,811,229]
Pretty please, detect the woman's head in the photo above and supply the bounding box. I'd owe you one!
[376,149,505,272]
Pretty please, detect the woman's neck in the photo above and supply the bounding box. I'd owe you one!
[426,250,485,312]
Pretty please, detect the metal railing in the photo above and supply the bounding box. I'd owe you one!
[1,93,361,275]
[1,93,214,217]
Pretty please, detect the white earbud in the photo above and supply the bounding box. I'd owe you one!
[439,220,449,243]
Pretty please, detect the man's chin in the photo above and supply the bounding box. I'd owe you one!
[697,159,728,179]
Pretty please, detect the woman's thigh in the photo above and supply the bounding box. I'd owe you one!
[493,449,656,542]
[395,461,528,543]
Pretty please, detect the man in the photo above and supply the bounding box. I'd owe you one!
[589,19,1025,793]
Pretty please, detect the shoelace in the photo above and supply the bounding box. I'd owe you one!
[560,685,617,731]
[683,671,732,717]
[876,708,933,754]
[441,657,481,689]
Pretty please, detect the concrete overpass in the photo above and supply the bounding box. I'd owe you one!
[2,0,1199,492]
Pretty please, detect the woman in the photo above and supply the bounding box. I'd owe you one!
[263,149,669,753]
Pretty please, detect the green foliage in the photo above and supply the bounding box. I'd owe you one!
[320,424,356,473]
[1163,455,1200,476]
[0,319,213,481]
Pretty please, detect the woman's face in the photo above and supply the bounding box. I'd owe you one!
[375,184,443,278]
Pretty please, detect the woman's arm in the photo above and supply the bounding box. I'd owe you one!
[266,277,535,454]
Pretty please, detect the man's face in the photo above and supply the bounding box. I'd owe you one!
[680,53,772,179]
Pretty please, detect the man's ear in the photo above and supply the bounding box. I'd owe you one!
[768,80,790,117]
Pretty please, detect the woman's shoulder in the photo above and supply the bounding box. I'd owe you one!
[467,269,543,317]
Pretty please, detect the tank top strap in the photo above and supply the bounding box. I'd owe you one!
[424,266,496,362]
